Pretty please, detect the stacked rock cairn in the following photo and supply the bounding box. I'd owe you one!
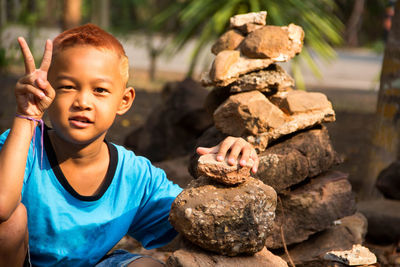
[167,11,377,267]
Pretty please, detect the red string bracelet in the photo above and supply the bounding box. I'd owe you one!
[15,114,44,168]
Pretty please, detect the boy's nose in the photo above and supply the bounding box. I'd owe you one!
[73,90,92,110]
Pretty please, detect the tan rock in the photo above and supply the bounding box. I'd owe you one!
[169,176,277,256]
[167,246,288,267]
[197,153,253,185]
[211,30,244,55]
[236,23,264,34]
[213,91,287,136]
[229,11,267,28]
[265,171,356,249]
[203,54,274,87]
[209,50,240,84]
[270,90,332,115]
[245,102,335,151]
[324,245,377,266]
[241,24,304,60]
[230,64,294,93]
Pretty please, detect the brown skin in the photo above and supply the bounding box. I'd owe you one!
[0,37,258,266]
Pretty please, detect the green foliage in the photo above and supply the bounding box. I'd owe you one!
[150,0,344,87]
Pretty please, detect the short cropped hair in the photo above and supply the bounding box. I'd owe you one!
[52,23,129,85]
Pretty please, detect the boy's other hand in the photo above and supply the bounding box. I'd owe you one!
[196,137,259,174]
[15,37,55,118]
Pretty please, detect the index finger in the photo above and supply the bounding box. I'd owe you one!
[17,37,36,74]
[39,39,53,72]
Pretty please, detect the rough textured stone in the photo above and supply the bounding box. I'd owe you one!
[210,50,240,83]
[270,90,333,115]
[324,244,377,266]
[230,64,294,93]
[197,153,254,185]
[188,127,228,179]
[211,30,245,55]
[265,171,356,249]
[278,213,368,267]
[241,24,304,60]
[125,78,212,162]
[376,160,400,200]
[229,11,267,28]
[167,245,288,267]
[203,54,274,87]
[245,101,335,151]
[169,176,277,256]
[214,90,288,136]
[357,199,400,243]
[255,126,340,192]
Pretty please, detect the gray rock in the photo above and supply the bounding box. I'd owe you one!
[235,23,264,35]
[265,171,356,249]
[169,176,277,256]
[166,245,288,267]
[357,199,400,243]
[278,213,368,267]
[230,64,294,93]
[255,126,340,192]
[197,153,253,185]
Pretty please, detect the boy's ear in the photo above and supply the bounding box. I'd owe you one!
[117,87,135,115]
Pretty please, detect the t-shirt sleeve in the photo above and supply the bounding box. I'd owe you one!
[0,129,34,191]
[127,157,183,249]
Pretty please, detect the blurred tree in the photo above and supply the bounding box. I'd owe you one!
[91,0,110,29]
[62,0,82,30]
[345,0,365,46]
[362,0,400,199]
[150,0,343,87]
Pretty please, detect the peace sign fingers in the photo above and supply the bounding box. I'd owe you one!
[17,37,36,75]
[39,39,53,72]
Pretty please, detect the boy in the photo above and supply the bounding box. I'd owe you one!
[0,24,259,266]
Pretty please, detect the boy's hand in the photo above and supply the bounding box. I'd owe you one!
[15,37,55,118]
[196,137,259,174]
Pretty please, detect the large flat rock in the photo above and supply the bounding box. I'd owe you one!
[230,64,294,93]
[357,199,400,243]
[255,126,340,192]
[214,90,288,136]
[278,213,367,267]
[265,171,356,249]
[169,176,277,256]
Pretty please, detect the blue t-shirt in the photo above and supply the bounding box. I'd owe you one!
[0,127,182,266]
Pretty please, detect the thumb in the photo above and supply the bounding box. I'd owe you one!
[196,146,219,155]
[36,78,55,99]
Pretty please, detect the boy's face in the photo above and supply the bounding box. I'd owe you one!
[47,46,134,145]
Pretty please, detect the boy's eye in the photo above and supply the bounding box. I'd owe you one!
[94,87,109,94]
[58,85,74,90]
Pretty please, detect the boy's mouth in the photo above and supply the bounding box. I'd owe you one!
[69,116,93,127]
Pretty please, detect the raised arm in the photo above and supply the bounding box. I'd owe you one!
[0,38,55,222]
